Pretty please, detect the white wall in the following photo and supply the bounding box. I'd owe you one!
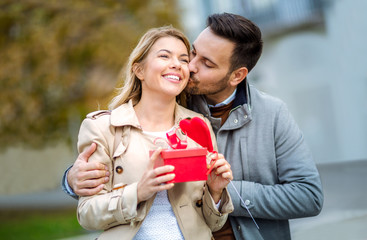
[252,0,367,163]
[178,0,367,163]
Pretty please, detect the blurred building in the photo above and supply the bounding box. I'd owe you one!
[178,0,367,164]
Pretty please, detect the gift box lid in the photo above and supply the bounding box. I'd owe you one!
[160,147,207,159]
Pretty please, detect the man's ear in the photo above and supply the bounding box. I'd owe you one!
[229,67,248,87]
[133,63,144,80]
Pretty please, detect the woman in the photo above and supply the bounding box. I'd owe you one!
[77,26,233,239]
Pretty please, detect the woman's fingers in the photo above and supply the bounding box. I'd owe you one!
[148,147,163,168]
[153,165,175,177]
[137,148,175,203]
[155,172,175,184]
[211,156,233,180]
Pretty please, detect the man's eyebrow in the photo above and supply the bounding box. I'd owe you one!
[157,49,189,58]
[191,44,218,67]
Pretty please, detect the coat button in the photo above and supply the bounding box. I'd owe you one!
[237,225,241,231]
[244,115,248,119]
[244,199,251,206]
[234,119,238,123]
[196,199,203,207]
[116,166,123,174]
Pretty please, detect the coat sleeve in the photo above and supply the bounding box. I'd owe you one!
[76,118,148,230]
[229,102,323,220]
[202,185,234,232]
[61,165,78,199]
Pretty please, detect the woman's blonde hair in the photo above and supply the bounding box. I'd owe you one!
[109,26,190,110]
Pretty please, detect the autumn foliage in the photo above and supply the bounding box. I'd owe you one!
[0,0,181,149]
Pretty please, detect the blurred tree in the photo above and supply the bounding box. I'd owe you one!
[0,0,182,149]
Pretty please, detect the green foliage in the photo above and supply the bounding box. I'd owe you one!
[0,209,90,240]
[0,0,182,149]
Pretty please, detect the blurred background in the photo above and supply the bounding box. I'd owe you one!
[0,0,366,239]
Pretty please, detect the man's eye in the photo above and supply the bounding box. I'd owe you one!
[204,62,214,68]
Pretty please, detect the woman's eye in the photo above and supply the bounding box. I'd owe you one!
[181,58,189,63]
[159,54,169,58]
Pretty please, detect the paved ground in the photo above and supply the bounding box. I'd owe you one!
[290,159,367,240]
[1,159,367,239]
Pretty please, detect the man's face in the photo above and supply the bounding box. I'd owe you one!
[186,27,236,104]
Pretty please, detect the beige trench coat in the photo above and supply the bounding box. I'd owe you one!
[77,100,233,240]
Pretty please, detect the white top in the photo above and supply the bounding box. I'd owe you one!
[134,128,184,240]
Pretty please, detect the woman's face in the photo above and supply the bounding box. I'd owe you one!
[138,36,190,99]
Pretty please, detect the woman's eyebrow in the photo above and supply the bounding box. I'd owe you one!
[157,49,189,58]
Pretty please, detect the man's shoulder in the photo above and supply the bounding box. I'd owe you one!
[249,85,285,110]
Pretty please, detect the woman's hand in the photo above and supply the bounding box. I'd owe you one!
[137,148,175,203]
[206,153,233,203]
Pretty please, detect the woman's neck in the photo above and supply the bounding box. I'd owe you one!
[134,95,176,132]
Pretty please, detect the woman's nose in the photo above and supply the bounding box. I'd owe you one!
[170,58,181,69]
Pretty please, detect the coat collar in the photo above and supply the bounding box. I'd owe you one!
[110,100,141,128]
[233,79,252,111]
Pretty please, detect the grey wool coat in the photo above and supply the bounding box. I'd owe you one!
[189,81,323,240]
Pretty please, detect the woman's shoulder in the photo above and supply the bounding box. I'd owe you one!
[81,110,112,132]
[86,110,111,120]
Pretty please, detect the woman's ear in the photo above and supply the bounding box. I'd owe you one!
[133,63,144,80]
[229,67,248,87]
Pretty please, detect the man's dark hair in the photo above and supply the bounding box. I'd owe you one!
[207,12,263,73]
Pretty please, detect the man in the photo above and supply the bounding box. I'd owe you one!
[63,13,323,239]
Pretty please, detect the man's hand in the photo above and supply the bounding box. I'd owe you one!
[206,153,233,203]
[67,143,110,197]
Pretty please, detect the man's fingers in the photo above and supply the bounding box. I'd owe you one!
[76,184,104,197]
[77,178,108,190]
[79,143,97,162]
[78,161,107,172]
[79,168,109,181]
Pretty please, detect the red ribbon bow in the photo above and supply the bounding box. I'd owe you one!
[179,117,218,175]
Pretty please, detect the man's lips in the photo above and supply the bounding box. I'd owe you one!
[189,76,198,83]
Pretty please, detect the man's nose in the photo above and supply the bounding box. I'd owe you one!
[188,57,197,73]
